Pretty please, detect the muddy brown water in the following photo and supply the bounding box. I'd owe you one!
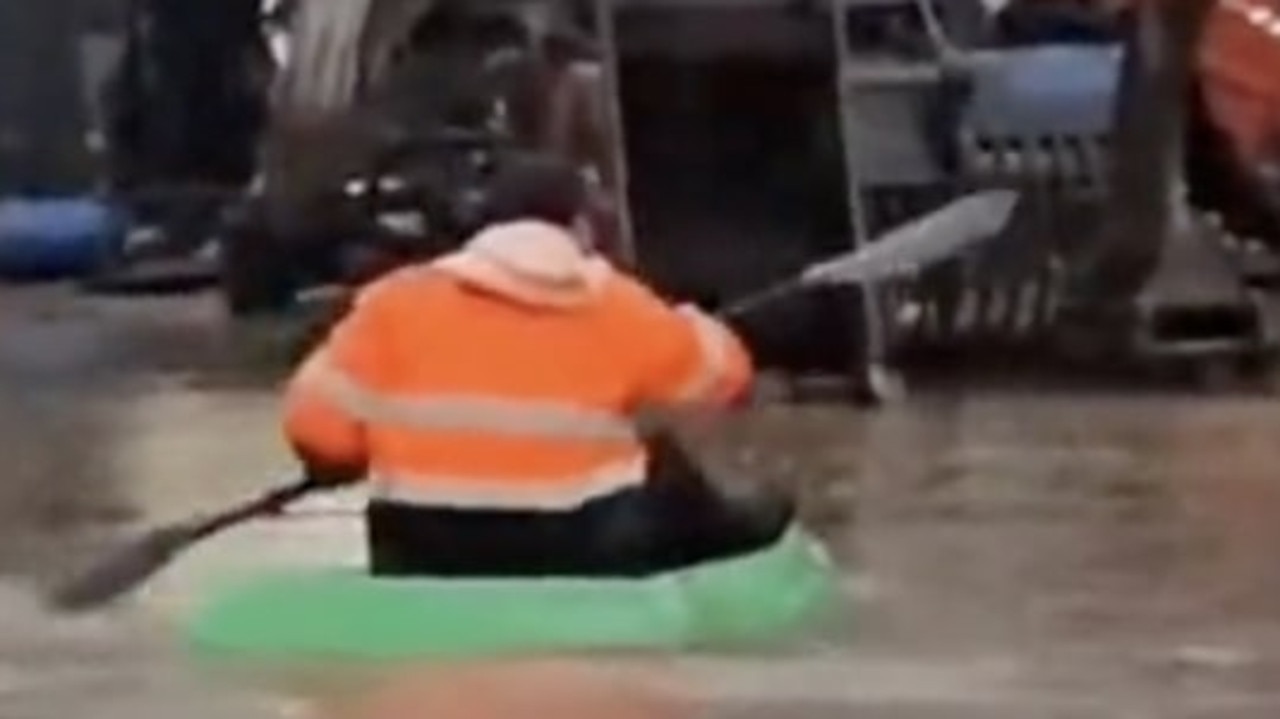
[4,286,1280,717]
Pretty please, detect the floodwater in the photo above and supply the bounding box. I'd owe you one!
[5,286,1280,717]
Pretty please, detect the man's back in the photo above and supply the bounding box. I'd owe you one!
[285,218,751,502]
[352,264,675,417]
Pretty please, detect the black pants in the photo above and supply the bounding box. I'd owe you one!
[366,432,794,577]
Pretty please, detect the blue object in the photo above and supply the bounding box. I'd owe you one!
[0,197,126,280]
[963,44,1123,138]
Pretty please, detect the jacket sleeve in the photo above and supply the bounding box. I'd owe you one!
[281,290,389,473]
[633,295,755,409]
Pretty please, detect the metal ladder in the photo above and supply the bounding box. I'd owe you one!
[827,0,914,400]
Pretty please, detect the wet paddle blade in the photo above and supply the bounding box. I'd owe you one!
[802,189,1020,285]
[47,525,196,612]
[47,477,321,613]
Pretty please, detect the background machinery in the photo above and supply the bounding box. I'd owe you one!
[88,0,1280,391]
[613,0,1280,387]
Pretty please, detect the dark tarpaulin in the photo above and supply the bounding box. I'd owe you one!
[103,0,268,190]
[0,0,93,194]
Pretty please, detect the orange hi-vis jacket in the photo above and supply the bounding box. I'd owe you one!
[283,220,753,511]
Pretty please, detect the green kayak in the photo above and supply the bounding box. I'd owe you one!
[184,526,836,662]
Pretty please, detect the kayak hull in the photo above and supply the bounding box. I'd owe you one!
[184,526,836,662]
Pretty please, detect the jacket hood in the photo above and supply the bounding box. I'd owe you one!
[431,221,611,309]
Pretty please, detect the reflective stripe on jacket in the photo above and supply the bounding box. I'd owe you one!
[283,220,752,511]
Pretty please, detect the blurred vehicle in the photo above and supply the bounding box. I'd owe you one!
[217,0,620,313]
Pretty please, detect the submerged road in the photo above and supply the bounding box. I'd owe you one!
[4,286,1280,717]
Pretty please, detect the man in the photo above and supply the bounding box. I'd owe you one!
[283,155,791,577]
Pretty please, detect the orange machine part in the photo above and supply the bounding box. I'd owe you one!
[1197,0,1280,163]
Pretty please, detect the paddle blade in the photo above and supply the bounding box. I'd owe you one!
[802,189,1020,285]
[47,525,196,612]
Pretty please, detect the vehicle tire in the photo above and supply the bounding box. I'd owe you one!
[218,207,297,317]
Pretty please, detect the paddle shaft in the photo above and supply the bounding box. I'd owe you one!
[183,477,324,543]
[715,240,925,321]
[718,279,807,320]
[720,190,1018,320]
[717,253,873,320]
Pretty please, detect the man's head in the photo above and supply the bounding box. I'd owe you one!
[483,153,590,232]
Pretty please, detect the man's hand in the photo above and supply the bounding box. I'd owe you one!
[300,456,365,488]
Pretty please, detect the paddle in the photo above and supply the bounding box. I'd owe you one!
[48,477,325,612]
[46,189,1018,613]
[718,189,1020,319]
